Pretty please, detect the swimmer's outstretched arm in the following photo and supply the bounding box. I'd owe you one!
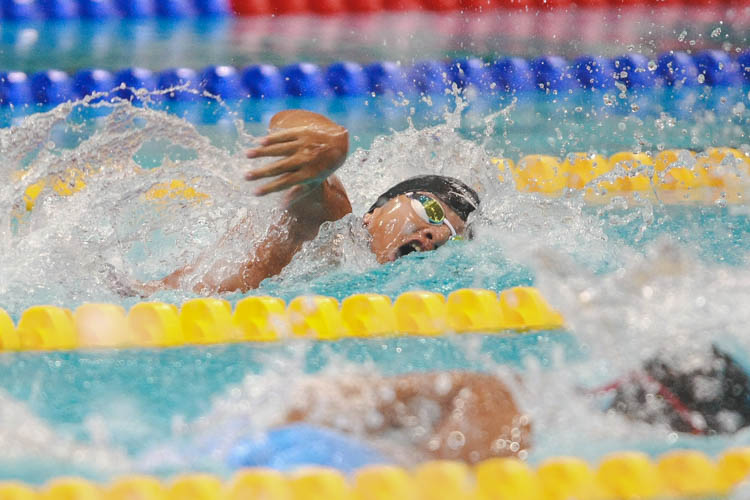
[285,372,531,463]
[151,110,352,294]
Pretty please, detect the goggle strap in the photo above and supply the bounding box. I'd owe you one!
[443,217,456,237]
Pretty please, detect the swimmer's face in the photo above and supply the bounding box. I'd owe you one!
[363,193,467,264]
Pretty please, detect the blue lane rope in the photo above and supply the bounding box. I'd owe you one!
[0,0,229,19]
[0,50,748,108]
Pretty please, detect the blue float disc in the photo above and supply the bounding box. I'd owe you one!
[72,69,115,99]
[281,63,326,98]
[448,58,490,90]
[612,54,656,91]
[30,70,72,106]
[326,62,368,97]
[155,0,194,17]
[364,61,407,95]
[573,55,615,90]
[114,0,154,17]
[241,65,284,100]
[656,51,699,87]
[78,0,115,18]
[694,50,742,87]
[194,0,229,15]
[0,71,32,107]
[1,0,40,20]
[158,68,199,101]
[113,67,157,101]
[409,60,449,95]
[199,65,243,100]
[490,57,534,94]
[530,56,572,92]
[739,51,750,84]
[38,0,77,18]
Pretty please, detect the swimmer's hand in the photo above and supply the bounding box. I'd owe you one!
[245,110,349,197]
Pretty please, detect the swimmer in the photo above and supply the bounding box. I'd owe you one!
[245,346,750,467]
[281,371,530,464]
[124,109,479,296]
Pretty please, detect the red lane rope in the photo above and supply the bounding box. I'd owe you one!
[231,0,750,15]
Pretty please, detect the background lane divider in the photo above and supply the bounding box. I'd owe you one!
[2,49,749,109]
[2,448,750,499]
[13,147,750,215]
[493,147,750,203]
[0,287,564,351]
[1,0,747,19]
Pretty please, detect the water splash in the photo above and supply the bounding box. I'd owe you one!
[0,87,749,481]
[0,387,130,480]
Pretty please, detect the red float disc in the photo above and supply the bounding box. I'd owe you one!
[232,0,272,15]
[273,0,309,13]
[496,0,532,8]
[383,0,422,9]
[460,0,496,10]
[309,0,347,13]
[348,0,384,10]
[423,0,461,10]
[572,0,608,6]
[538,0,571,8]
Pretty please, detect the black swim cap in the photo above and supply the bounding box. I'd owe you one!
[366,175,480,221]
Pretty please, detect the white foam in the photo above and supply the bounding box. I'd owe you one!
[0,387,129,472]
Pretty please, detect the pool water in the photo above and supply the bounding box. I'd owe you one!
[1,33,750,488]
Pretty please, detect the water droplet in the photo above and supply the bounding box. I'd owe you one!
[447,430,466,450]
[630,103,640,112]
[678,30,687,42]
[647,60,657,71]
[434,373,453,396]
[697,73,705,84]
[711,27,721,38]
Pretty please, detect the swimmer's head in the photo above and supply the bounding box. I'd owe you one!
[363,175,480,263]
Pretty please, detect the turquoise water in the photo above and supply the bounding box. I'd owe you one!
[0,333,575,455]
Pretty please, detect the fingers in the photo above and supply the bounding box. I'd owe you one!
[247,140,301,159]
[245,156,303,181]
[260,126,310,145]
[254,170,310,196]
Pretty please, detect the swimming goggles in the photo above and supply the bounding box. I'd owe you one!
[406,192,463,240]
